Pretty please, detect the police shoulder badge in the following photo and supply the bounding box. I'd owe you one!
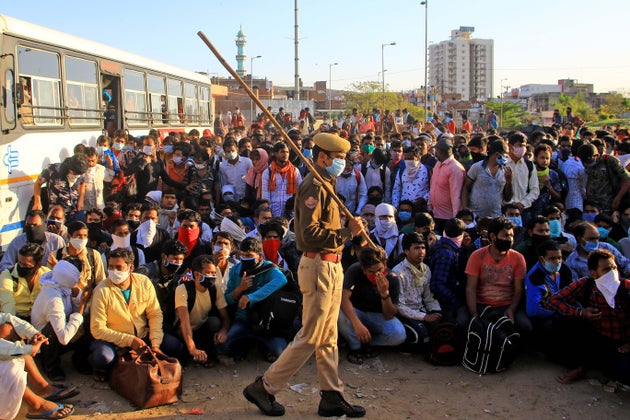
[304,196,318,209]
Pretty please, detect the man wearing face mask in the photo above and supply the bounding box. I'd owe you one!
[174,209,209,270]
[429,138,465,233]
[90,248,184,381]
[564,222,630,282]
[336,156,368,215]
[0,211,65,273]
[219,139,253,203]
[33,154,89,223]
[244,132,365,418]
[514,216,552,270]
[105,219,146,271]
[175,255,230,368]
[578,143,630,212]
[465,217,532,334]
[164,143,189,184]
[82,147,107,211]
[50,221,106,295]
[546,249,630,386]
[361,147,391,204]
[504,133,539,229]
[222,237,288,361]
[392,145,429,209]
[370,203,402,268]
[31,257,89,381]
[132,203,170,264]
[338,246,405,364]
[125,134,185,201]
[0,244,49,319]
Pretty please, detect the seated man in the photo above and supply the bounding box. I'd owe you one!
[514,215,551,270]
[338,247,406,365]
[175,255,230,367]
[223,237,288,361]
[103,218,147,271]
[177,209,210,270]
[0,210,65,273]
[524,240,573,355]
[0,313,76,420]
[211,231,237,292]
[546,249,630,386]
[428,218,470,325]
[89,248,183,381]
[132,202,171,264]
[392,232,442,350]
[565,221,630,281]
[0,243,49,320]
[465,217,532,334]
[31,258,89,381]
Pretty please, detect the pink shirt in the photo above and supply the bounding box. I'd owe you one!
[429,155,465,219]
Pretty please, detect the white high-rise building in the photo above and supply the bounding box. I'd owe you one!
[429,27,493,101]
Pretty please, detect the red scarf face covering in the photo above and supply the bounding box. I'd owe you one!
[178,227,200,257]
[268,161,297,195]
[263,238,282,265]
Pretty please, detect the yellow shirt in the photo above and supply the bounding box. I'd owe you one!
[174,283,227,330]
[90,273,163,348]
[0,266,50,318]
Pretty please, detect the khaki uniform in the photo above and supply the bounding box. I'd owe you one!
[263,164,352,394]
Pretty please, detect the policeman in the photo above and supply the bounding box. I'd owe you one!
[243,133,366,417]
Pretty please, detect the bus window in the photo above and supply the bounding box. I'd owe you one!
[167,79,183,124]
[148,75,166,125]
[5,69,16,123]
[65,56,99,126]
[184,83,198,124]
[124,69,147,126]
[17,46,62,125]
[199,86,210,125]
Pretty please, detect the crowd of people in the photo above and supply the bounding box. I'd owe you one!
[1,107,630,419]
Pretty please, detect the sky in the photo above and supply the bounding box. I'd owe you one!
[2,0,629,96]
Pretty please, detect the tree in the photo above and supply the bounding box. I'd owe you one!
[602,92,629,118]
[343,81,426,120]
[484,101,528,130]
[552,92,595,121]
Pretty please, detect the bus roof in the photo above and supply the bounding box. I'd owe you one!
[0,14,211,85]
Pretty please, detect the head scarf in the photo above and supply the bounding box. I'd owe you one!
[39,260,80,315]
[373,203,398,239]
[245,148,269,199]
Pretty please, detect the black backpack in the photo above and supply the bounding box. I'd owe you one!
[425,322,463,366]
[248,264,302,340]
[462,306,520,374]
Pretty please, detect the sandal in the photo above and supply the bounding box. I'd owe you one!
[42,385,80,402]
[26,403,74,419]
[347,350,364,365]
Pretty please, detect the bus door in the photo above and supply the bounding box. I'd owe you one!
[0,53,16,134]
[99,59,123,135]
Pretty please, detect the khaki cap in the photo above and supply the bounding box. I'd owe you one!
[313,133,351,153]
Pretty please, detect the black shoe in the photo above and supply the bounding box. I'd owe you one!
[243,376,285,416]
[318,390,366,418]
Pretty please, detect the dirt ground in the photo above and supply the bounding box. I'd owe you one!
[16,349,630,419]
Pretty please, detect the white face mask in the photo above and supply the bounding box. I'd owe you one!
[143,145,154,155]
[195,162,207,170]
[108,268,129,285]
[70,237,88,252]
[173,156,184,165]
[113,142,124,151]
[213,244,230,255]
[226,151,238,161]
[67,174,80,185]
[404,159,419,169]
[112,233,131,250]
[595,269,620,308]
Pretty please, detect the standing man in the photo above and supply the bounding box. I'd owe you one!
[243,132,365,417]
[429,138,465,233]
[505,132,539,228]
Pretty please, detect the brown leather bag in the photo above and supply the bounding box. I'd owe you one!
[109,346,182,409]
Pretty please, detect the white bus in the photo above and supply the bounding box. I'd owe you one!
[0,15,214,248]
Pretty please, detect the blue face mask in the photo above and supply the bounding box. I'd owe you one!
[582,240,599,253]
[543,260,562,274]
[583,213,597,223]
[496,155,508,166]
[506,216,522,228]
[326,158,346,177]
[549,219,562,238]
[163,145,174,154]
[302,148,313,159]
[399,211,412,222]
[597,227,610,240]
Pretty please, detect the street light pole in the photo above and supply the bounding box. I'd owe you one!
[250,55,262,123]
[421,1,428,121]
[381,42,396,112]
[329,62,338,114]
[500,77,507,129]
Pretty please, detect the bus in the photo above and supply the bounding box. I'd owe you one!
[0,15,214,248]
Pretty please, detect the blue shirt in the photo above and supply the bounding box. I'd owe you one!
[524,261,571,318]
[224,261,287,321]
